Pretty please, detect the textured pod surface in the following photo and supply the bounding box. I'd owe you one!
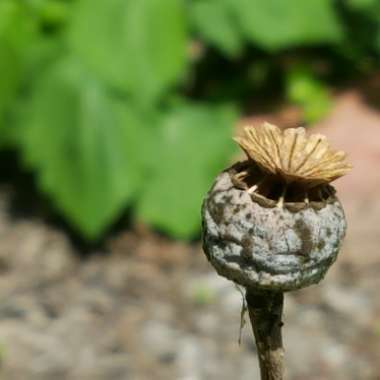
[202,168,347,292]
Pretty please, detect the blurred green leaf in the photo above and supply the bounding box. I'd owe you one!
[0,41,21,124]
[189,0,243,57]
[346,0,378,11]
[67,0,188,105]
[19,58,146,239]
[0,0,39,53]
[232,0,343,50]
[137,101,237,239]
[0,1,25,38]
[28,0,70,27]
[0,0,41,137]
[0,0,63,79]
[286,67,332,123]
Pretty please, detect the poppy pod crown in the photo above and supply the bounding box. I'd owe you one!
[234,123,351,188]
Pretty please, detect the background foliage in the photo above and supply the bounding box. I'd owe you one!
[0,0,379,240]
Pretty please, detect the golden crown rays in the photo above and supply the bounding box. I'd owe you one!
[234,123,351,187]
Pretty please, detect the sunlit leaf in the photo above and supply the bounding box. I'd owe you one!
[286,67,332,123]
[67,0,188,104]
[19,58,145,239]
[189,0,243,57]
[137,101,237,238]
[0,41,21,123]
[0,0,40,139]
[232,0,343,50]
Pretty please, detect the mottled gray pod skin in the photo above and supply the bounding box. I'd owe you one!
[202,166,347,292]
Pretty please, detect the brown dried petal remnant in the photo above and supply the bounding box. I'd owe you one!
[234,123,352,187]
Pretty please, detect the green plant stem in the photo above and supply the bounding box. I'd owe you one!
[246,289,285,380]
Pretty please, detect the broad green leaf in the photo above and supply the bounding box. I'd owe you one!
[67,0,187,104]
[19,58,145,239]
[231,0,343,51]
[189,0,243,57]
[137,102,237,239]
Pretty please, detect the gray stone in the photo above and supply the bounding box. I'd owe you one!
[141,320,178,360]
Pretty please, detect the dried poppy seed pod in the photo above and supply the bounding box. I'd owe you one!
[201,123,351,380]
[202,123,351,292]
[202,165,346,291]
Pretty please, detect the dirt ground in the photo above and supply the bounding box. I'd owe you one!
[0,90,379,380]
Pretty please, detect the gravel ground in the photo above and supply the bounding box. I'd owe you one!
[0,91,379,380]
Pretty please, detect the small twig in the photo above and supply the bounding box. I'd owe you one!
[246,289,285,380]
[234,284,248,345]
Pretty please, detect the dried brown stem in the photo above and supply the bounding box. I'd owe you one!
[246,289,285,380]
